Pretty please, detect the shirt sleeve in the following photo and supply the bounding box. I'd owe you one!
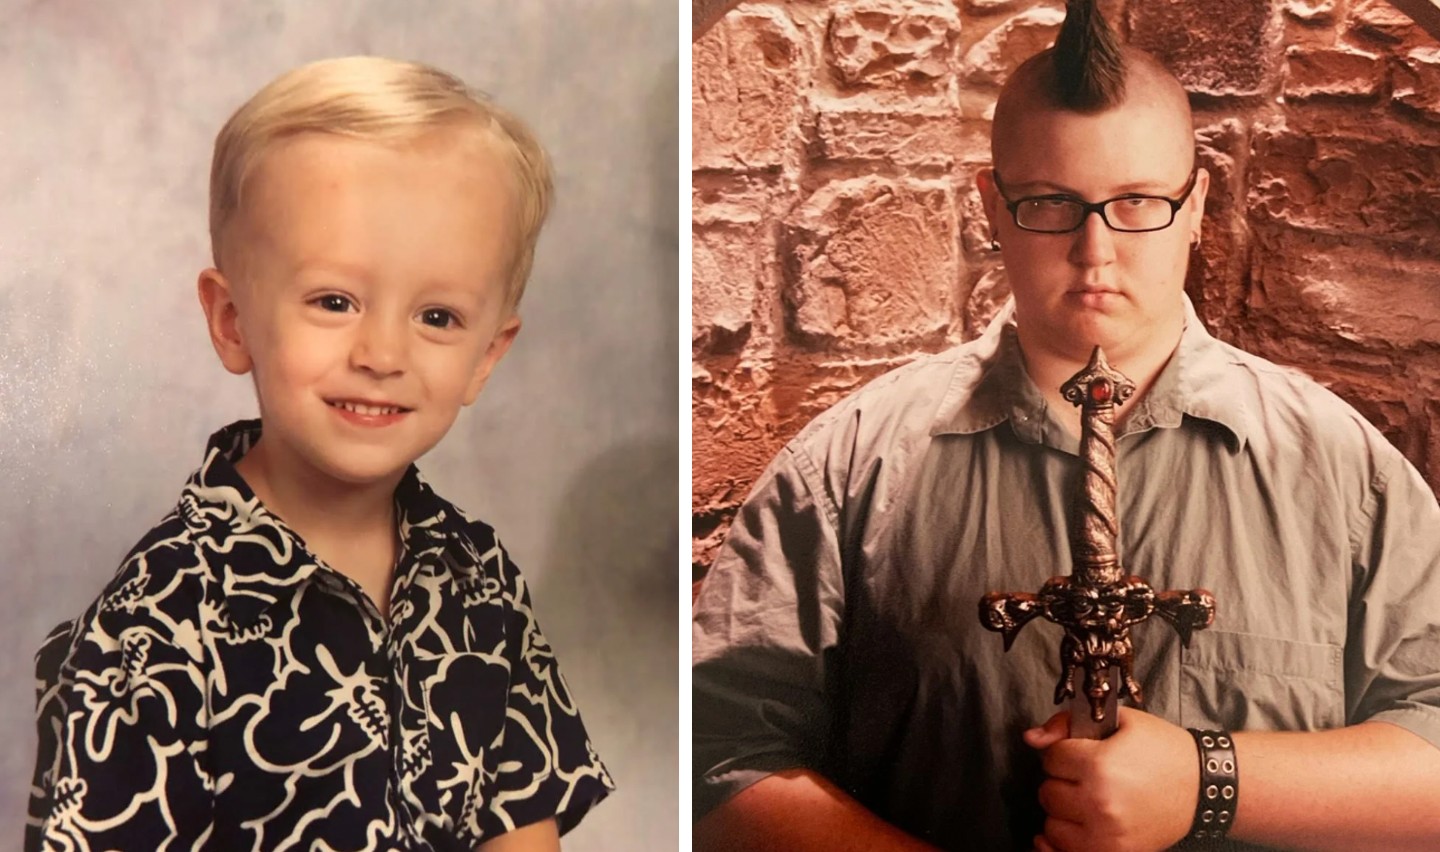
[692,444,847,821]
[30,597,213,851]
[27,619,77,851]
[1345,447,1440,747]
[478,548,614,840]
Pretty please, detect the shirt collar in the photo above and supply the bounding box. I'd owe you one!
[930,297,1249,451]
[178,419,478,628]
[394,459,483,571]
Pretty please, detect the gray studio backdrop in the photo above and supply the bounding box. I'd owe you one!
[0,2,678,847]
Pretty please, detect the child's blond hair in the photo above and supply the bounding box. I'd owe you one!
[210,56,552,312]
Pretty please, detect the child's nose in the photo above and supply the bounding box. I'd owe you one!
[350,315,407,376]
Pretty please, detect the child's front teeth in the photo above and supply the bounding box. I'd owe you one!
[338,402,399,415]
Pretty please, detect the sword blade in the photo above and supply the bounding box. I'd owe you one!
[1066,668,1119,739]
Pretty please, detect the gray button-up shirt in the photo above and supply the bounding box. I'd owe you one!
[693,301,1440,850]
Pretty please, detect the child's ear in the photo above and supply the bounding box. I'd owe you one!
[198,269,254,375]
[463,313,521,405]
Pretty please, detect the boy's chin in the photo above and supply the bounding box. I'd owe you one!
[257,419,437,487]
[320,457,416,487]
[293,445,418,488]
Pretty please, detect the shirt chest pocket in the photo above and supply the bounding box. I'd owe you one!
[406,651,513,838]
[1179,630,1345,731]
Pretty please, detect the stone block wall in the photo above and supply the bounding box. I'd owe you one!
[692,0,1440,580]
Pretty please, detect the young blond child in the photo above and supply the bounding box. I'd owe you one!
[29,56,612,851]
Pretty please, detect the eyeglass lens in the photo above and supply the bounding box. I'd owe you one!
[1016,197,1175,233]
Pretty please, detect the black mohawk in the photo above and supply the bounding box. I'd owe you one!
[1052,0,1126,109]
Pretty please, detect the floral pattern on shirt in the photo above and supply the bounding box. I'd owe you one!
[29,420,612,851]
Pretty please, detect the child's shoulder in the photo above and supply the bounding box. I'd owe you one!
[58,430,269,644]
[78,422,263,618]
[401,472,520,587]
[68,499,215,639]
[36,498,212,714]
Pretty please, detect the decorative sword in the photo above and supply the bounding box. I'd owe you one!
[979,346,1217,738]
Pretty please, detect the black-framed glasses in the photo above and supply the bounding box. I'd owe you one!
[993,169,1199,234]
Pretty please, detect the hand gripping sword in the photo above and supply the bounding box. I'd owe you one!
[978,346,1217,738]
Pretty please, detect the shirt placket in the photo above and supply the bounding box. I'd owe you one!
[387,529,450,844]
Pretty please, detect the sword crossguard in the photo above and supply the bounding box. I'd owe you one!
[979,592,1044,651]
[1155,587,1217,646]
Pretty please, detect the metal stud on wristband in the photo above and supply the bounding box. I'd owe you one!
[1186,728,1238,844]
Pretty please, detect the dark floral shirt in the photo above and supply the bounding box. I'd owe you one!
[28,420,612,851]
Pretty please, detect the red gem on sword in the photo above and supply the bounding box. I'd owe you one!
[978,346,1217,738]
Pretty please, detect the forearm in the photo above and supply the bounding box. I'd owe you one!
[694,769,942,852]
[1230,721,1440,851]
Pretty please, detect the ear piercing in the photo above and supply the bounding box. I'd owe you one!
[990,237,1001,252]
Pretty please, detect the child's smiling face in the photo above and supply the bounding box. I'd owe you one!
[203,129,520,487]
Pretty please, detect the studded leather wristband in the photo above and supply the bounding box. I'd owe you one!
[1183,728,1238,845]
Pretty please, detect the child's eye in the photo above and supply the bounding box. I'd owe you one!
[313,294,355,313]
[420,308,459,329]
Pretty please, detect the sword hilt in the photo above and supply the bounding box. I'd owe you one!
[1061,346,1135,588]
[978,346,1217,730]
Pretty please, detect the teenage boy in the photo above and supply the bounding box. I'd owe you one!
[693,3,1440,850]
